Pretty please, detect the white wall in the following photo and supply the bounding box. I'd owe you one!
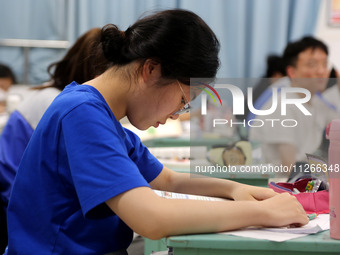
[315,0,340,71]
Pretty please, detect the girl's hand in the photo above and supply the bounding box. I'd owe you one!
[230,183,278,201]
[259,192,309,227]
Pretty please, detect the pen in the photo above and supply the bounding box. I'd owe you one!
[308,213,318,220]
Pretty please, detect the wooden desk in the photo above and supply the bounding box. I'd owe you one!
[165,230,340,255]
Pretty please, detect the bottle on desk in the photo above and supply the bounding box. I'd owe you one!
[326,119,340,240]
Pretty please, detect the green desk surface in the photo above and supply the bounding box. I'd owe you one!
[142,137,235,148]
[170,166,273,187]
[166,230,340,255]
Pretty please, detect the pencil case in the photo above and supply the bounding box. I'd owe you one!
[268,178,329,214]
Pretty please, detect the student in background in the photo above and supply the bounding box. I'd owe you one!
[237,55,286,124]
[0,64,17,252]
[253,55,286,100]
[249,36,339,173]
[0,64,16,92]
[0,27,111,254]
[0,64,16,113]
[252,55,286,107]
[6,10,307,254]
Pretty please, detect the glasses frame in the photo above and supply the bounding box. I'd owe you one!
[173,81,191,116]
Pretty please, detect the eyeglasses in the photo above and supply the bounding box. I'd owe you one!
[173,81,191,115]
[303,61,329,70]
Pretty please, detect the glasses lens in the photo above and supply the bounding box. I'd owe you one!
[174,103,191,115]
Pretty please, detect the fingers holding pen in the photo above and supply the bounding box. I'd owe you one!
[259,192,309,228]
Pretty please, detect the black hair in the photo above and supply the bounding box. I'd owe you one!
[0,63,16,84]
[282,36,328,67]
[47,28,111,91]
[265,55,286,77]
[100,9,220,85]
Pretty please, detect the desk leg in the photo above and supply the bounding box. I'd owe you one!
[144,238,167,255]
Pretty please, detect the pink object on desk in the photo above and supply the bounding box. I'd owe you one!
[326,119,340,240]
[269,179,329,214]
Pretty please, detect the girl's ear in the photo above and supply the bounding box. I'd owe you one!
[142,59,162,84]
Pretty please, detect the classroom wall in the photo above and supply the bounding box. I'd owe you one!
[315,0,340,71]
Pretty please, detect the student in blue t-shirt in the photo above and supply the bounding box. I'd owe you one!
[0,28,111,254]
[5,9,308,255]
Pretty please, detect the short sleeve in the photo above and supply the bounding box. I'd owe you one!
[61,102,151,218]
[123,128,163,183]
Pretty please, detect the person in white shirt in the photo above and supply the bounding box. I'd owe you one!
[249,36,339,172]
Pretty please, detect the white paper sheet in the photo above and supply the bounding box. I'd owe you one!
[153,189,225,201]
[220,214,329,242]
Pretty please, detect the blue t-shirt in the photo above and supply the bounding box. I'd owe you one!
[6,82,163,254]
[0,111,33,209]
[0,87,61,211]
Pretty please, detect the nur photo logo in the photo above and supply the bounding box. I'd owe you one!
[198,82,223,115]
[194,78,312,128]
